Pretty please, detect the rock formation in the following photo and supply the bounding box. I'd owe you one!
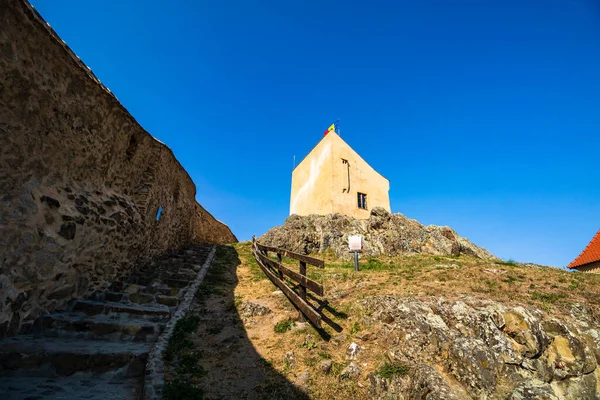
[362,296,600,399]
[261,207,497,260]
[0,0,236,338]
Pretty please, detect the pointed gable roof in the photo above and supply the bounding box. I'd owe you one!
[567,230,600,269]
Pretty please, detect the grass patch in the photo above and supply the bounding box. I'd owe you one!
[350,321,361,335]
[163,379,204,400]
[376,361,410,379]
[502,275,521,284]
[274,318,295,333]
[166,314,200,359]
[177,353,207,377]
[363,258,387,270]
[531,291,567,303]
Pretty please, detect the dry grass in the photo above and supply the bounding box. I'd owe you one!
[174,242,600,399]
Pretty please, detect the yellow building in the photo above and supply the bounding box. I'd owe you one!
[290,131,390,219]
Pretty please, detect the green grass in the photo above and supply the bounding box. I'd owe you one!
[502,275,521,284]
[177,353,207,377]
[349,321,361,335]
[531,291,567,303]
[376,361,410,379]
[166,314,200,360]
[363,258,387,270]
[163,379,204,400]
[274,318,295,333]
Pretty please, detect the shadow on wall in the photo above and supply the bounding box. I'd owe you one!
[165,246,309,399]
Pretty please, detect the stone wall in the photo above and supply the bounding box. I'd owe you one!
[0,0,237,338]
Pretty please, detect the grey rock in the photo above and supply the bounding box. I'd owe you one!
[319,360,332,374]
[409,364,463,400]
[340,361,361,380]
[260,207,498,260]
[505,380,558,400]
[295,370,310,389]
[239,302,271,317]
[449,337,499,398]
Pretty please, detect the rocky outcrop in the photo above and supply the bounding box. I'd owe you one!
[0,1,236,338]
[361,296,600,399]
[260,207,497,260]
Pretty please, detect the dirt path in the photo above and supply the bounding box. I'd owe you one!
[164,245,310,400]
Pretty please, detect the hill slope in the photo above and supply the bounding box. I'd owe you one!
[165,243,600,399]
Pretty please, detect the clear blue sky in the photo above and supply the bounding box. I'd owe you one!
[30,0,600,267]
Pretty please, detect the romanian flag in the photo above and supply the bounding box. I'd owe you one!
[323,120,339,136]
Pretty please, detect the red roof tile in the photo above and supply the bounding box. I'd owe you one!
[568,230,600,269]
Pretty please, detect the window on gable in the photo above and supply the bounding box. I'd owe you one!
[357,192,367,210]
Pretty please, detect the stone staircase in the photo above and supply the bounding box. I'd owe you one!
[0,244,213,400]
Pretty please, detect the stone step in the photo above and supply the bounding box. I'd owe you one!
[160,270,196,281]
[109,281,180,296]
[121,275,153,286]
[32,312,165,342]
[89,290,181,309]
[71,300,170,320]
[0,337,150,377]
[0,372,142,400]
[161,277,192,288]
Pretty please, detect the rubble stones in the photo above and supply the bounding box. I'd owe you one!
[239,302,272,318]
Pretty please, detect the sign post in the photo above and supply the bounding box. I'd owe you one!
[348,235,363,272]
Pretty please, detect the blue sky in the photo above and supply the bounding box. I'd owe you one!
[30,0,600,267]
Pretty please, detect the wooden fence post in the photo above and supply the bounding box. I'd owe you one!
[277,253,284,280]
[298,260,307,322]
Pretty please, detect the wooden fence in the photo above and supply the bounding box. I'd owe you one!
[251,237,325,327]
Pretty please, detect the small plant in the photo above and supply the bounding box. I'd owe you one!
[166,314,200,359]
[300,340,317,350]
[234,294,243,308]
[163,379,204,400]
[376,361,410,379]
[274,318,295,333]
[364,258,386,270]
[570,281,580,290]
[177,354,206,377]
[531,291,566,303]
[350,321,362,335]
[501,259,518,267]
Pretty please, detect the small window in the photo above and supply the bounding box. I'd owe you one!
[357,192,367,209]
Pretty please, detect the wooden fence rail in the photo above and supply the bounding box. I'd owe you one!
[251,236,325,327]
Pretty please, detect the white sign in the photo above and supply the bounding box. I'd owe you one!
[348,235,362,251]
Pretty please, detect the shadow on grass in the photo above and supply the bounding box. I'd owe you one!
[165,245,310,400]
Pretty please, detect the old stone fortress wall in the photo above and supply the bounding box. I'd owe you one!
[0,0,236,338]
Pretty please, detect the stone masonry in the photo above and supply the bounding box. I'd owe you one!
[0,0,237,338]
